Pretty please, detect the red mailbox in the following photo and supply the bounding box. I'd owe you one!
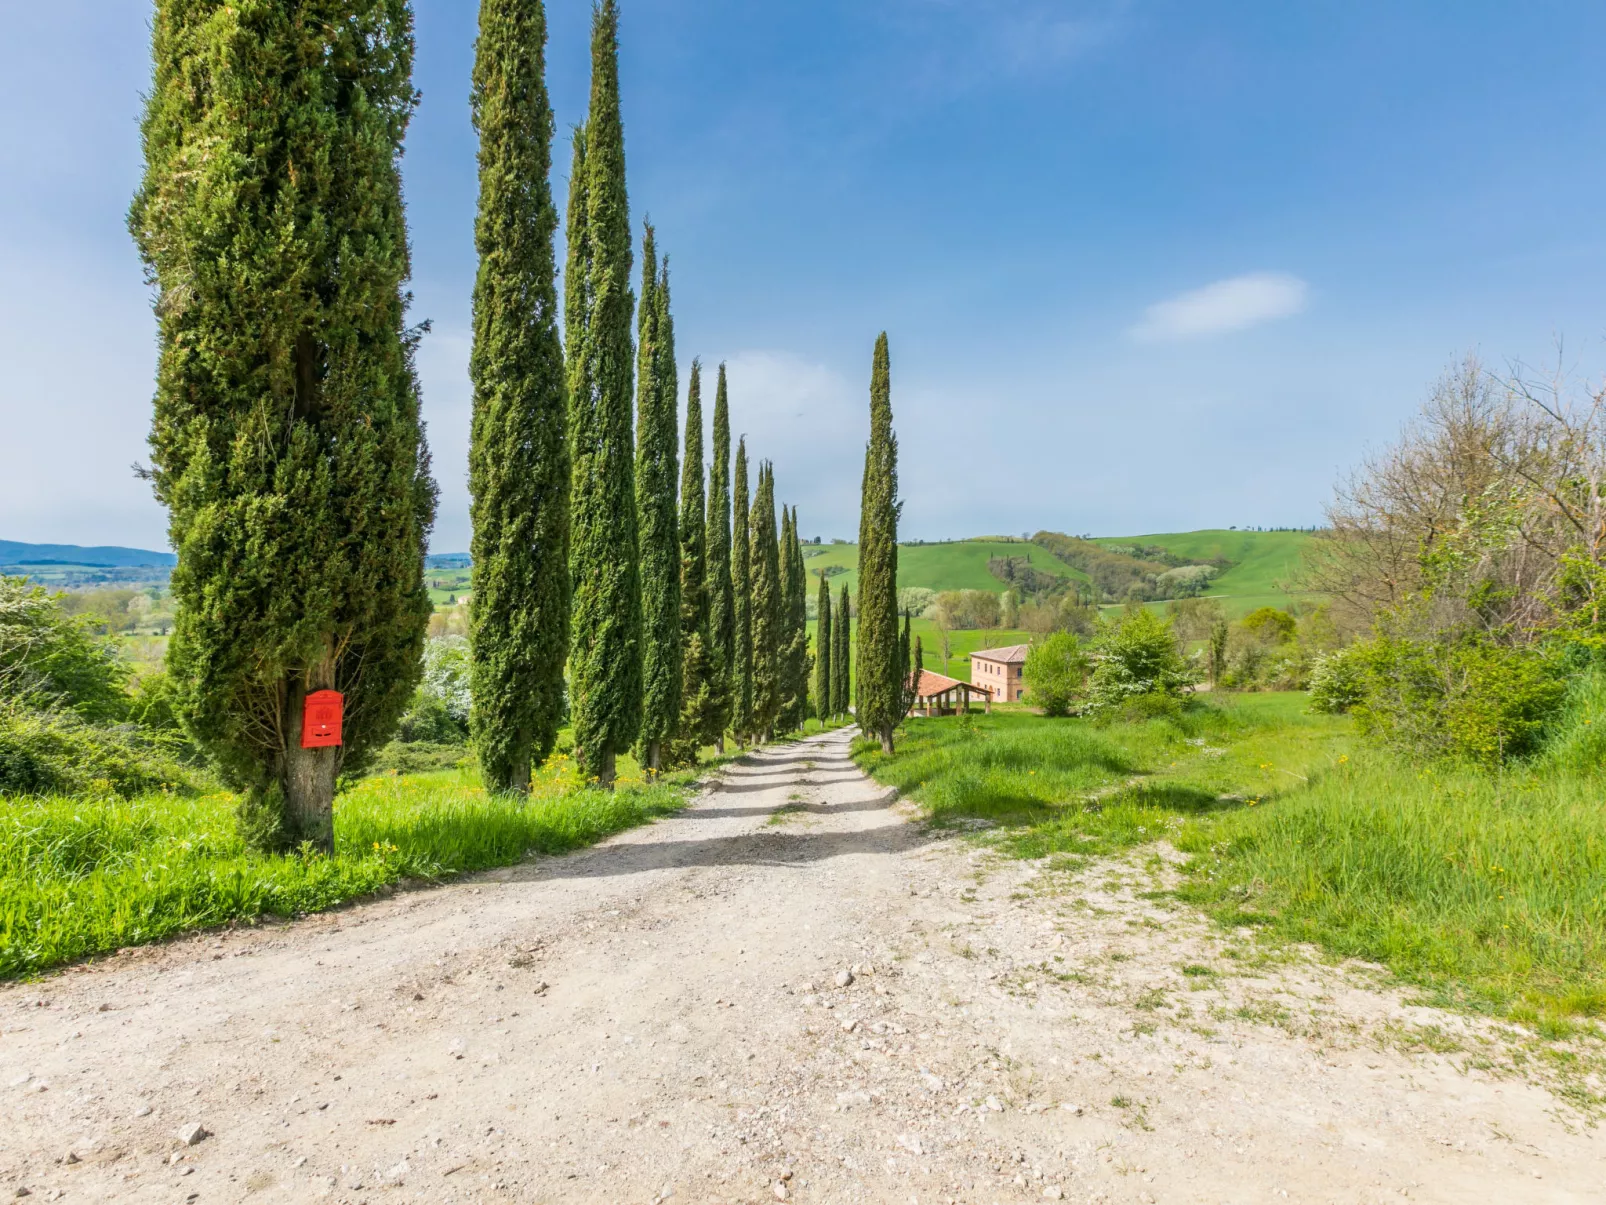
[301,689,344,748]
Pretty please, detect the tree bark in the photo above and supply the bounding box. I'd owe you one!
[596,748,617,788]
[283,679,338,854]
[879,728,895,755]
[646,739,662,776]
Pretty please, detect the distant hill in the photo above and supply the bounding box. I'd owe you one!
[803,530,1318,616]
[0,540,175,568]
[801,538,1087,599]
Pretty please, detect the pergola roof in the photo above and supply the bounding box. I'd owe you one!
[911,669,990,700]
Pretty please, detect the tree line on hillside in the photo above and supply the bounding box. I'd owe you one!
[75,0,913,852]
[1031,532,1229,604]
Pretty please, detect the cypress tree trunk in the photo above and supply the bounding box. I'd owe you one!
[856,333,901,754]
[705,365,735,752]
[634,229,680,774]
[565,0,641,786]
[132,0,436,852]
[732,439,754,744]
[815,570,832,727]
[467,0,570,795]
[671,360,715,765]
[749,463,782,741]
[835,582,851,721]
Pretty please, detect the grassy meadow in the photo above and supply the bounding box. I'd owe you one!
[1091,529,1315,614]
[0,751,700,978]
[804,537,1089,599]
[855,692,1606,1025]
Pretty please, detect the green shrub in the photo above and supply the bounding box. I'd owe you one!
[1352,635,1568,764]
[1088,608,1195,712]
[0,578,129,722]
[1308,647,1366,713]
[1023,633,1089,717]
[1537,666,1606,776]
[0,702,193,799]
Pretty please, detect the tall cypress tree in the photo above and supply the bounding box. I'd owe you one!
[671,360,717,764]
[131,0,435,851]
[749,463,782,740]
[777,504,798,730]
[705,364,735,751]
[856,332,901,753]
[731,438,754,743]
[467,0,569,795]
[784,508,811,731]
[814,570,832,726]
[565,0,640,785]
[633,229,680,772]
[834,581,851,721]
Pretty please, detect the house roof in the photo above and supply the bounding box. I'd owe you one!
[970,643,1030,665]
[911,669,988,699]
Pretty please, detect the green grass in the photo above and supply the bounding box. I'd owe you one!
[0,753,697,978]
[1089,529,1316,614]
[854,691,1606,1024]
[803,538,1088,599]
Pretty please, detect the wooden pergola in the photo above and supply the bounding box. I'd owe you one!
[909,669,993,717]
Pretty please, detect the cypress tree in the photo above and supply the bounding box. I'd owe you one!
[670,360,716,765]
[131,0,435,852]
[814,570,832,727]
[467,0,570,795]
[834,582,850,721]
[749,462,782,740]
[777,504,798,730]
[856,332,901,753]
[633,229,680,772]
[731,439,754,742]
[565,0,640,785]
[785,508,811,731]
[705,364,735,750]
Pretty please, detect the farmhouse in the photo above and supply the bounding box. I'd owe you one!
[908,669,992,717]
[969,643,1029,702]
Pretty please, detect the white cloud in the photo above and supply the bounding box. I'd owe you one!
[1130,272,1309,342]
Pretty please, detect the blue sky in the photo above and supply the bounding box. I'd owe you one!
[4,1,1606,552]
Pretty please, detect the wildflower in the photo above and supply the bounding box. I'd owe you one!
[1337,754,1349,764]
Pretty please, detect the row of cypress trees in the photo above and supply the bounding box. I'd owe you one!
[470,0,823,788]
[133,0,894,848]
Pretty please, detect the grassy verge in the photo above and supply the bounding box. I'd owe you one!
[855,694,1606,1024]
[1,752,702,979]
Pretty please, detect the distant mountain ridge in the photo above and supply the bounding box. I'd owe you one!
[0,540,176,568]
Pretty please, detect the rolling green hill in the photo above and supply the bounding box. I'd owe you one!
[803,538,1087,598]
[1088,529,1315,613]
[804,531,1313,616]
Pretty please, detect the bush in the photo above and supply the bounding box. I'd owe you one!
[0,701,192,799]
[1351,635,1568,764]
[1088,608,1196,712]
[0,578,130,722]
[1022,633,1089,717]
[1308,647,1366,713]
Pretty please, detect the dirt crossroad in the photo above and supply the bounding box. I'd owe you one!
[2,729,1602,1203]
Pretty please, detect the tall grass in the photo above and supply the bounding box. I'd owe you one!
[857,690,1606,1021]
[0,759,692,978]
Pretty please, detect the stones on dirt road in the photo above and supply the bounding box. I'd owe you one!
[897,1133,924,1156]
[134,1104,153,1118]
[834,969,854,988]
[176,1122,210,1146]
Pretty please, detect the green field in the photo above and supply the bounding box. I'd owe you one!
[854,691,1606,1028]
[1090,529,1315,612]
[0,749,700,978]
[803,538,1088,599]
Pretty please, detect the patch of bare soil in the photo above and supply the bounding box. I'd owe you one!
[2,729,1602,1204]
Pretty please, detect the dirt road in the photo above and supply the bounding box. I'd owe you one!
[2,729,1602,1204]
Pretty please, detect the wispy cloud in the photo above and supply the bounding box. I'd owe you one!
[1130,272,1309,342]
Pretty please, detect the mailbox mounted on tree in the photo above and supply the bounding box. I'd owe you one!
[301,689,344,748]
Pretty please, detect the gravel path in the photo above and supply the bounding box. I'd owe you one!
[2,728,1602,1204]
